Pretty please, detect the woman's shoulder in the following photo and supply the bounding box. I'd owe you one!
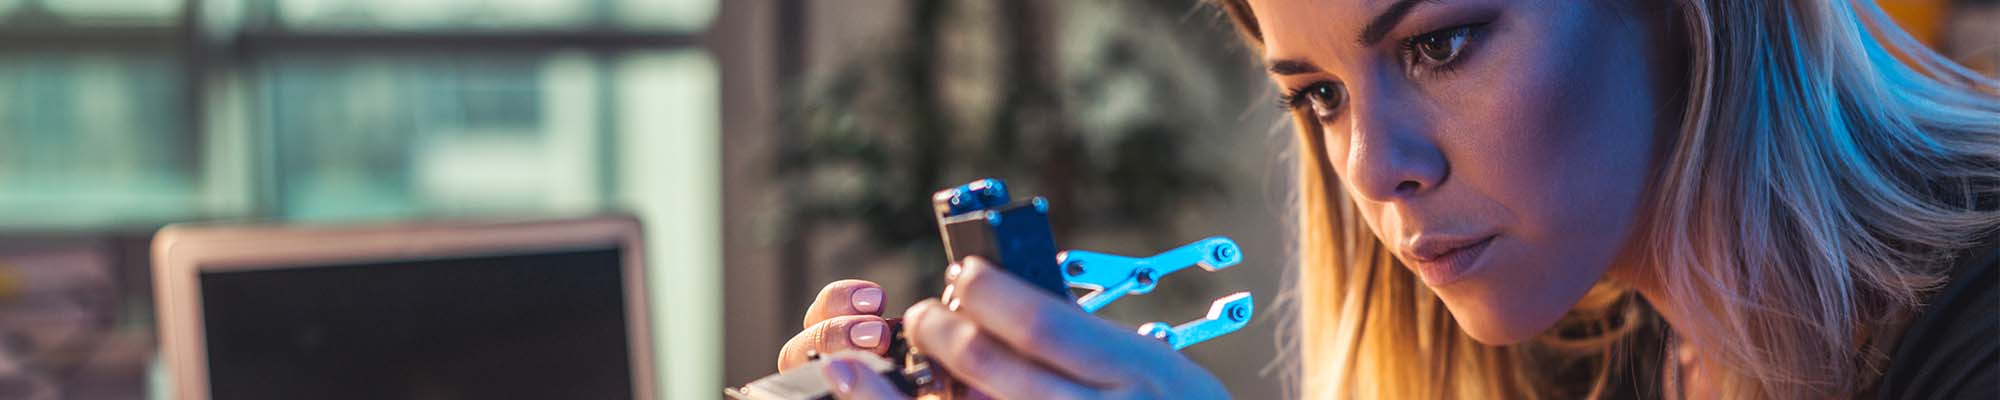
[1874,235,1999,400]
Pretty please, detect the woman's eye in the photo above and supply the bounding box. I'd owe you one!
[1403,25,1481,71]
[1288,82,1345,120]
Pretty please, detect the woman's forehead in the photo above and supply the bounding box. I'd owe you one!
[1246,0,1389,65]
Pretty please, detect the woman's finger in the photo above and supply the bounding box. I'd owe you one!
[944,257,1168,383]
[821,357,911,400]
[905,300,1096,399]
[805,280,887,328]
[778,315,891,371]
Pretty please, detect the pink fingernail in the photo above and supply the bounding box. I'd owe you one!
[852,287,884,313]
[946,262,964,281]
[850,320,885,348]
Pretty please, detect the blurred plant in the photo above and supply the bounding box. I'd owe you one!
[775,0,1253,294]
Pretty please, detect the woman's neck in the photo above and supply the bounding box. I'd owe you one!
[1618,269,1691,343]
[1610,260,1722,397]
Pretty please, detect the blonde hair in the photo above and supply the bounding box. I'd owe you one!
[1211,0,2000,398]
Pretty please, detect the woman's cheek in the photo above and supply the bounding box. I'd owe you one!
[1425,6,1662,343]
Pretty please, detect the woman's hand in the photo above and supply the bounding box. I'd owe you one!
[818,257,1231,400]
[778,279,892,371]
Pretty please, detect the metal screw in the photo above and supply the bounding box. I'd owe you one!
[1066,261,1085,276]
[1213,244,1237,263]
[979,179,1008,203]
[1140,323,1173,341]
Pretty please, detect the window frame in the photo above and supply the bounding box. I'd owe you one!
[0,0,707,220]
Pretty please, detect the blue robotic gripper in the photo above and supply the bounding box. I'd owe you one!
[930,178,1254,351]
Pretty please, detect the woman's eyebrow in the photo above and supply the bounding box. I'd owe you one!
[1360,0,1437,45]
[1267,59,1322,76]
[1266,0,1438,76]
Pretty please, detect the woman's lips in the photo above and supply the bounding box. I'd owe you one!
[1404,234,1497,286]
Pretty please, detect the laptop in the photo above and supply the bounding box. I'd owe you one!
[152,216,656,400]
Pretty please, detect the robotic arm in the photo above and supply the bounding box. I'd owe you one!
[931,178,1255,350]
[728,178,1255,399]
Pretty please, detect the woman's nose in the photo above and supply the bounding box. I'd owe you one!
[1338,89,1447,203]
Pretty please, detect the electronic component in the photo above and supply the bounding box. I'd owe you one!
[929,178,1073,300]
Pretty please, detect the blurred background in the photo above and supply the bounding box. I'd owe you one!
[0,0,1991,399]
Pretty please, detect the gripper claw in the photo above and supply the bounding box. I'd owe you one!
[1055,236,1255,350]
[1060,237,1243,313]
[1135,292,1253,350]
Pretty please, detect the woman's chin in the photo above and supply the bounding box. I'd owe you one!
[1426,247,1618,346]
[1433,285,1574,345]
[1453,317,1542,345]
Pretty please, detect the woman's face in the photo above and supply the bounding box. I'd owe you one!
[1247,0,1675,343]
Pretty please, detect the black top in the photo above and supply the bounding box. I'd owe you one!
[1875,236,1999,400]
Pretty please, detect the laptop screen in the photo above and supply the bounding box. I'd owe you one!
[196,247,632,400]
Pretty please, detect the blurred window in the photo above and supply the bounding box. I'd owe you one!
[0,0,181,24]
[0,4,723,397]
[274,0,715,31]
[277,0,594,30]
[0,0,717,227]
[0,52,193,226]
[46,0,182,22]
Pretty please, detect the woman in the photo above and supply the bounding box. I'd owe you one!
[776,0,2000,398]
